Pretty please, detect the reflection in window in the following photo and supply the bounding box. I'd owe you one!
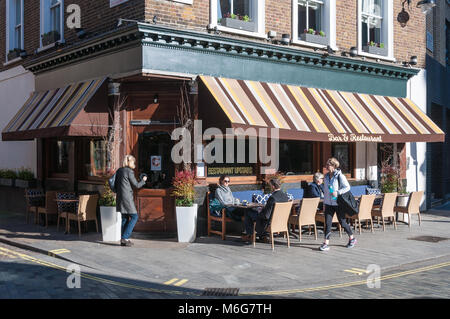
[298,0,323,36]
[279,140,313,175]
[361,0,382,45]
[50,140,69,174]
[84,140,108,177]
[332,143,350,174]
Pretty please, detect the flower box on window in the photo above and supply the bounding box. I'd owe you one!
[7,49,21,61]
[362,44,388,56]
[300,33,328,46]
[41,30,61,46]
[220,17,257,32]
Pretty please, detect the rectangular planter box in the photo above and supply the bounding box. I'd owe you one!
[220,18,256,32]
[363,45,388,57]
[300,33,328,46]
[7,49,21,61]
[15,179,37,189]
[42,31,60,46]
[0,178,14,187]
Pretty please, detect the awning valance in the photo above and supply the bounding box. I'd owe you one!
[200,76,444,143]
[2,78,108,141]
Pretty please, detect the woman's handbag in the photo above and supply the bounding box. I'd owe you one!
[336,175,359,216]
[108,172,117,193]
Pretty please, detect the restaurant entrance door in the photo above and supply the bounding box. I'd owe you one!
[134,131,176,233]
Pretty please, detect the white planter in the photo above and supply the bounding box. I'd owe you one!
[100,206,122,242]
[175,204,198,243]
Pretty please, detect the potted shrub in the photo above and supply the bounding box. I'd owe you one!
[300,28,328,46]
[41,30,61,46]
[15,167,36,188]
[219,13,257,32]
[99,181,121,242]
[172,170,198,243]
[0,169,17,187]
[7,49,21,61]
[362,41,387,56]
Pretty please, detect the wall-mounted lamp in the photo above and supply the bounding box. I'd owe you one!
[341,46,358,58]
[280,34,290,45]
[153,94,159,104]
[402,55,418,67]
[108,82,121,96]
[206,24,220,34]
[402,0,436,14]
[267,30,277,42]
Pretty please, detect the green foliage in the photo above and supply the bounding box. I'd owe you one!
[172,170,195,207]
[17,167,34,181]
[0,169,17,179]
[99,181,116,207]
[379,43,385,48]
[319,30,326,37]
[242,15,250,22]
[308,28,315,34]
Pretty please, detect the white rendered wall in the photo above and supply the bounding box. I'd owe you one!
[0,66,36,174]
[406,69,427,209]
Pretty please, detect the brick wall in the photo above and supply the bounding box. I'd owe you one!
[1,0,427,73]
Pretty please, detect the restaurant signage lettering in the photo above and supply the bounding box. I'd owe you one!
[207,166,254,177]
[328,133,382,143]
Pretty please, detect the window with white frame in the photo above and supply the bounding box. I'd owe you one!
[358,0,393,59]
[40,0,64,47]
[211,0,265,37]
[6,0,24,61]
[292,0,336,49]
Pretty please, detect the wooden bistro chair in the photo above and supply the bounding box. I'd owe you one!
[252,201,293,250]
[24,189,44,224]
[371,192,398,231]
[288,197,320,241]
[67,194,99,237]
[346,194,376,234]
[394,191,424,228]
[56,192,79,233]
[315,210,342,238]
[37,191,58,228]
[206,191,235,240]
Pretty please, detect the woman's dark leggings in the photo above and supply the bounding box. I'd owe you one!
[324,205,353,240]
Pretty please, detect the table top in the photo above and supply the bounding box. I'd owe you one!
[227,203,264,209]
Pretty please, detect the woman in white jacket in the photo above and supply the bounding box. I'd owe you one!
[320,157,356,251]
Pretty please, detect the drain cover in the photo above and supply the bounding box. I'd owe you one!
[202,288,240,296]
[408,236,450,243]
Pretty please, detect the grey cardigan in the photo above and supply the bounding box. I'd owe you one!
[115,167,146,215]
[215,185,239,206]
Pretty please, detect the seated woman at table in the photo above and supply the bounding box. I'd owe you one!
[303,172,325,211]
[215,174,245,221]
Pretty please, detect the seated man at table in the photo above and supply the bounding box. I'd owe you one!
[215,174,245,221]
[242,178,290,243]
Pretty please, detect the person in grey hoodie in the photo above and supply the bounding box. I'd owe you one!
[215,175,245,221]
[319,157,356,251]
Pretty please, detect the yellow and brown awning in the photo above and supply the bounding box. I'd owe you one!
[2,78,108,141]
[200,75,444,143]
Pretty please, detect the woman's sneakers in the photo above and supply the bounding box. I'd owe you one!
[346,237,357,248]
[319,243,330,251]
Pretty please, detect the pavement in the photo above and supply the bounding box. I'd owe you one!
[1,205,450,299]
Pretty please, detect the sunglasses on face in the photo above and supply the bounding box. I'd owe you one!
[224,180,230,183]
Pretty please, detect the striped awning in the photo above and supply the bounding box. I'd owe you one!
[200,76,445,143]
[2,78,108,141]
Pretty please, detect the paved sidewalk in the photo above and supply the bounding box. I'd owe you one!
[1,208,450,296]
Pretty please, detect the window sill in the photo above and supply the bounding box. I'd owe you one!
[291,39,339,51]
[215,25,267,40]
[3,57,23,67]
[37,40,65,53]
[357,50,396,62]
[170,0,193,4]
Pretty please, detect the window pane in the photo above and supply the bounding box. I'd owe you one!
[279,140,313,175]
[207,139,256,177]
[362,19,368,45]
[233,0,251,18]
[84,140,108,177]
[50,140,69,174]
[332,143,350,174]
[362,0,382,16]
[298,3,307,35]
[308,3,322,31]
[15,0,21,25]
[218,0,230,18]
[51,5,61,33]
[14,26,21,49]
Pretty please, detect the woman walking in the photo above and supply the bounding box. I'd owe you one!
[319,157,356,251]
[115,155,147,247]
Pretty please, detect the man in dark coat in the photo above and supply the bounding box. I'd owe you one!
[303,172,325,211]
[243,178,290,243]
[115,155,147,246]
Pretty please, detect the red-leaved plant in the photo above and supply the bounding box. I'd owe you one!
[172,170,195,207]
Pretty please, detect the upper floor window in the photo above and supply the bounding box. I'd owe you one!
[292,0,336,49]
[358,0,394,60]
[211,0,265,38]
[6,0,24,62]
[40,0,64,48]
